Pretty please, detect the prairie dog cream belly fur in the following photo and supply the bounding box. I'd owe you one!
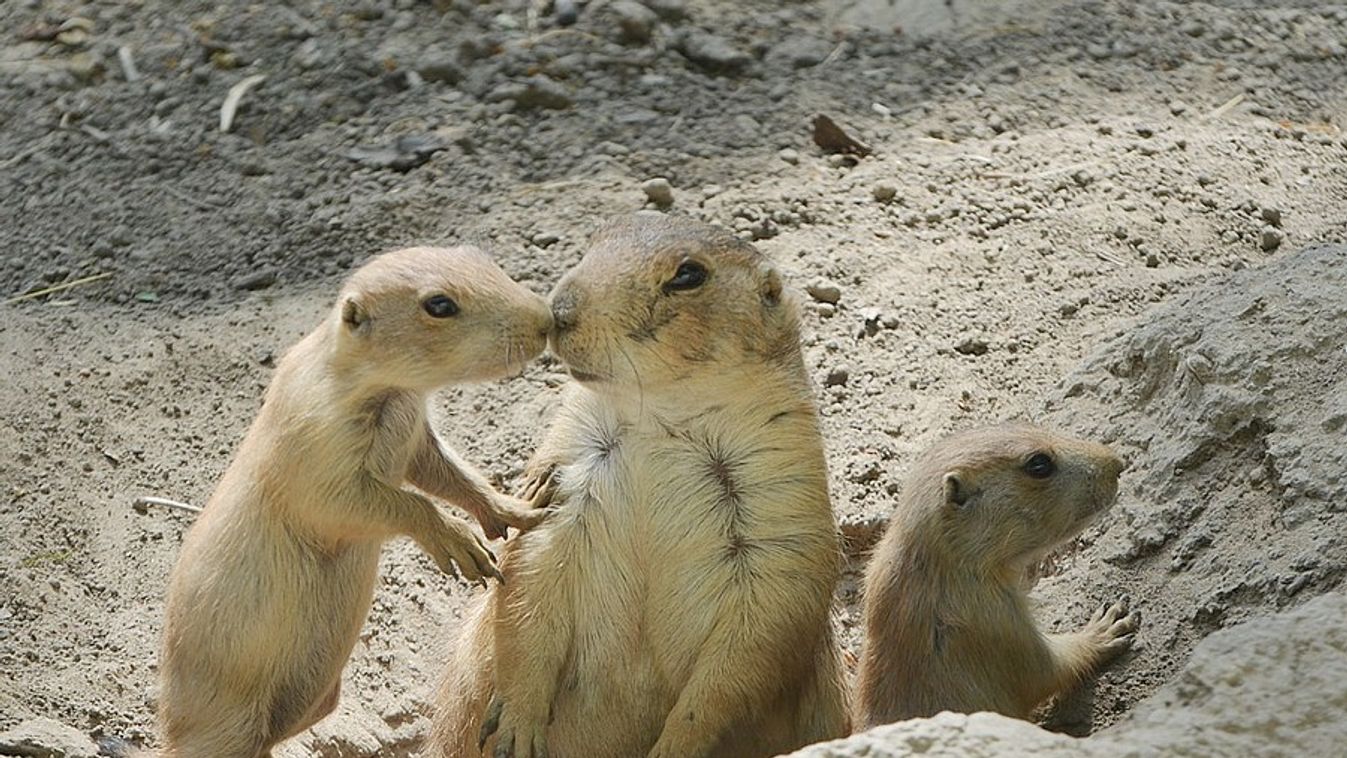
[431,214,849,758]
[159,245,553,757]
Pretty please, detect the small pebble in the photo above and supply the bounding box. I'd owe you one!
[109,225,132,247]
[825,365,850,387]
[644,0,688,21]
[1260,206,1282,226]
[232,269,277,291]
[676,30,751,73]
[612,0,658,43]
[955,337,989,356]
[872,182,898,203]
[806,279,842,304]
[778,148,800,164]
[1260,228,1283,252]
[554,0,578,26]
[641,177,674,206]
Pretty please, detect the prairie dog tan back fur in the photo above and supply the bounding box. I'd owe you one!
[856,424,1139,727]
[429,213,850,758]
[158,246,552,757]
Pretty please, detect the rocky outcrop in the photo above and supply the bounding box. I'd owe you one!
[790,592,1347,756]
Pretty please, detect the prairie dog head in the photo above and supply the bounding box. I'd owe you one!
[547,213,800,392]
[901,424,1125,575]
[333,245,552,390]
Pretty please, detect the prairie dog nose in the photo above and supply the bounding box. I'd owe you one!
[551,288,579,332]
[1102,450,1127,479]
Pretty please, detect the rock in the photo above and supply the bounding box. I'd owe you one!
[553,0,579,26]
[778,148,800,164]
[765,37,833,69]
[231,269,277,291]
[806,279,842,304]
[351,4,383,21]
[1180,19,1207,37]
[676,30,751,73]
[825,365,850,387]
[1261,206,1283,226]
[643,0,688,22]
[491,76,574,110]
[1260,227,1283,251]
[109,224,132,247]
[531,231,560,247]
[612,1,659,43]
[641,177,674,206]
[955,337,989,356]
[872,182,897,202]
[415,49,463,84]
[0,717,99,758]
[790,711,1076,757]
[788,594,1347,757]
[1094,592,1347,755]
[293,38,326,70]
[346,133,446,171]
[94,735,136,758]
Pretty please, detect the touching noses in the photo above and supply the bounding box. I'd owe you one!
[551,287,579,333]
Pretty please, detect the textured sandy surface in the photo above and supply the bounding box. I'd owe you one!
[2,0,1344,754]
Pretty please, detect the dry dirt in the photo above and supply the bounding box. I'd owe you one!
[2,0,1345,755]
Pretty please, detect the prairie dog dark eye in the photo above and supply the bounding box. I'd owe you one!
[422,295,459,318]
[664,261,708,293]
[1023,452,1056,479]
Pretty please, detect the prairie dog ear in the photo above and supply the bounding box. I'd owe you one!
[943,471,971,509]
[341,296,371,335]
[759,264,783,307]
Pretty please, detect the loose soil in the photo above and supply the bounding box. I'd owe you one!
[2,0,1345,754]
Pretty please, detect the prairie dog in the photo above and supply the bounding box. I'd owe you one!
[429,213,851,757]
[158,246,552,757]
[855,424,1138,728]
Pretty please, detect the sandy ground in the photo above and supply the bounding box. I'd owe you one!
[2,0,1345,754]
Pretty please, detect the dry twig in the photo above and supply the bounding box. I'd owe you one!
[220,74,266,133]
[117,46,141,82]
[132,496,203,515]
[1207,94,1245,120]
[6,272,112,304]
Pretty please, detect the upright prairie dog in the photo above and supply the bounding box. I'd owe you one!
[856,424,1139,727]
[429,213,851,757]
[159,246,553,757]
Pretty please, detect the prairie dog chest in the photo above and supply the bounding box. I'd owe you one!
[553,398,825,562]
[278,387,426,501]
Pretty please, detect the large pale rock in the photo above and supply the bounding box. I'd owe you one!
[791,711,1081,757]
[1091,591,1347,756]
[787,593,1347,756]
[0,717,99,758]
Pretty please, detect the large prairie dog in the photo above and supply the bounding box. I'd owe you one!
[158,246,552,757]
[855,424,1139,727]
[429,213,851,757]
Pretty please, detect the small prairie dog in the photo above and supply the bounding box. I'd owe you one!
[159,246,552,757]
[429,213,851,758]
[856,424,1138,728]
